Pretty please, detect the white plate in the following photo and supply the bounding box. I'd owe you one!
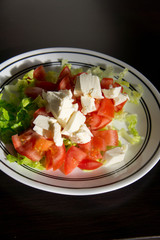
[0,47,160,195]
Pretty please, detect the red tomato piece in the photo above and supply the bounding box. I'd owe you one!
[58,75,72,90]
[33,65,46,81]
[79,139,103,161]
[97,98,114,119]
[78,159,102,170]
[86,112,101,130]
[58,66,71,81]
[12,130,54,162]
[34,137,53,152]
[97,116,112,129]
[12,132,42,162]
[93,129,119,146]
[45,143,66,171]
[101,78,113,89]
[35,81,57,91]
[92,135,106,151]
[62,146,87,175]
[114,100,127,112]
[25,86,43,99]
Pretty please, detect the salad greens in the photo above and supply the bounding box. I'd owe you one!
[7,154,45,170]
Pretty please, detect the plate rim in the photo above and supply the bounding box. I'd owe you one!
[0,47,160,195]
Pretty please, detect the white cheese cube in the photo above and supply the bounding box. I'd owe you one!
[62,111,86,135]
[53,122,63,146]
[102,87,121,99]
[103,145,128,167]
[57,103,78,128]
[42,89,74,119]
[74,73,103,99]
[33,115,57,131]
[68,124,93,144]
[81,95,96,115]
[33,125,53,139]
[114,93,129,106]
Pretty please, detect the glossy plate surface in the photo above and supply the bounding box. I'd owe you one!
[0,47,159,195]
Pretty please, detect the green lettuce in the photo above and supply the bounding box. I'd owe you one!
[7,154,45,170]
[0,95,39,143]
[118,114,141,144]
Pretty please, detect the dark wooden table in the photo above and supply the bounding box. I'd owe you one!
[0,1,160,239]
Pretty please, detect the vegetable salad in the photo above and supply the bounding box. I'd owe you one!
[0,60,143,175]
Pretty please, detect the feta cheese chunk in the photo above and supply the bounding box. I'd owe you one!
[42,90,74,118]
[114,93,129,106]
[103,145,128,167]
[68,124,93,144]
[81,95,96,115]
[74,73,103,99]
[53,122,63,146]
[33,115,57,130]
[33,125,53,139]
[33,115,63,146]
[57,103,78,128]
[102,87,121,99]
[42,89,78,127]
[62,111,86,135]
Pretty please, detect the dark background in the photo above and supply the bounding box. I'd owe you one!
[0,0,160,240]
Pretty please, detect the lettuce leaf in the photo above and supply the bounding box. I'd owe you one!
[7,154,45,170]
[119,128,141,144]
[0,95,38,143]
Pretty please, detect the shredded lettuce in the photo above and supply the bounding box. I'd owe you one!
[23,70,34,81]
[63,137,77,151]
[118,113,141,144]
[123,87,142,104]
[115,68,129,87]
[125,114,139,136]
[87,65,114,80]
[7,154,45,170]
[119,128,141,144]
[60,59,72,69]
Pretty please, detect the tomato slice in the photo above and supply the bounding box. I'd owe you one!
[58,75,72,90]
[93,129,119,146]
[12,130,54,162]
[34,137,53,152]
[33,66,46,81]
[35,81,57,91]
[45,143,66,171]
[86,112,101,130]
[101,78,113,89]
[79,138,103,161]
[78,159,102,170]
[58,66,71,81]
[97,98,114,119]
[12,133,42,162]
[97,116,112,130]
[61,146,87,175]
[92,135,106,151]
[25,86,43,99]
[114,100,127,112]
